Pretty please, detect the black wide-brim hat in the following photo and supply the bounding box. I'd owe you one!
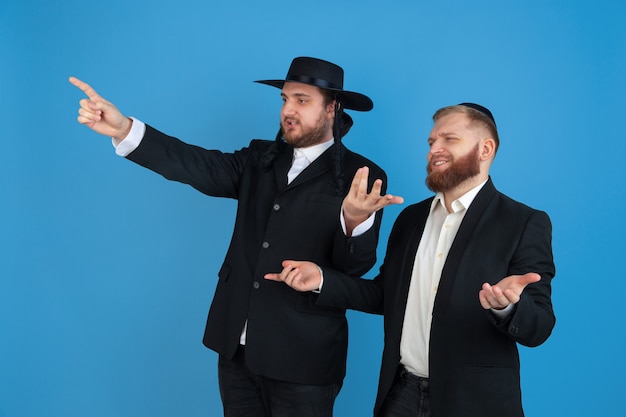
[255,57,373,112]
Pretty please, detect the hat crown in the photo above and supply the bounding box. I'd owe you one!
[255,56,373,111]
[284,57,344,90]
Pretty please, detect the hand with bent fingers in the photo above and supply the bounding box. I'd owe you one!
[479,272,541,310]
[69,76,132,140]
[343,166,404,236]
[264,260,322,292]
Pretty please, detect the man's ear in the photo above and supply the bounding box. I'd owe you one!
[323,100,335,121]
[480,138,496,161]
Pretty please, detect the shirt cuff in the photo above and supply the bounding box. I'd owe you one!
[112,117,146,157]
[340,211,376,237]
[490,303,514,319]
[312,265,324,293]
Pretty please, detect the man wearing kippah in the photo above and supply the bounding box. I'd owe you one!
[70,57,402,417]
[267,103,556,417]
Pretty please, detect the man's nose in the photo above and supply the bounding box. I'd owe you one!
[282,101,295,116]
[429,143,443,155]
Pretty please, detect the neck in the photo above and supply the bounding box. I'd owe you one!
[298,136,334,149]
[442,174,488,212]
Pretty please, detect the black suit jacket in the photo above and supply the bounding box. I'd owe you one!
[126,125,386,385]
[318,179,556,416]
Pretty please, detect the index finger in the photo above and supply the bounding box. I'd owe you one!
[264,273,282,281]
[69,76,101,100]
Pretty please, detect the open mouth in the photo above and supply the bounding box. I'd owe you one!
[283,118,299,128]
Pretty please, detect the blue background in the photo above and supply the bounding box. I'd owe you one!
[2,1,625,416]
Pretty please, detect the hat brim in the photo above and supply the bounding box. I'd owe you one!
[255,79,373,112]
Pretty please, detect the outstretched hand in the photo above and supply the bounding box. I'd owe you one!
[69,76,132,140]
[264,260,322,292]
[479,272,541,310]
[343,166,404,235]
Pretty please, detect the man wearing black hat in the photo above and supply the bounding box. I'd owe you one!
[70,57,401,416]
[266,103,556,417]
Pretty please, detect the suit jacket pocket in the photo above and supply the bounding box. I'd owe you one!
[461,365,521,416]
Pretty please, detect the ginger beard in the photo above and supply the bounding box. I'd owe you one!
[281,110,333,148]
[426,143,481,192]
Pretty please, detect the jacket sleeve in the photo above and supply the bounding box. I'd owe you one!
[317,199,414,314]
[490,210,556,347]
[330,210,383,276]
[317,267,384,314]
[125,124,250,198]
[327,163,388,276]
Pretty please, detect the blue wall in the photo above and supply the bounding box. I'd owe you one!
[1,1,625,416]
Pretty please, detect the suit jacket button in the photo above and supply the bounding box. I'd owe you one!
[253,281,260,289]
[273,204,280,211]
[262,241,270,249]
[348,242,356,254]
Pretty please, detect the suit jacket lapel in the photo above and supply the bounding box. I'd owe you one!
[274,144,294,191]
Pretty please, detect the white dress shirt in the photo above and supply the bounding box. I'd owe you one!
[400,181,487,377]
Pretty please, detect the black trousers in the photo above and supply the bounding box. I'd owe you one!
[218,345,340,417]
[379,365,431,417]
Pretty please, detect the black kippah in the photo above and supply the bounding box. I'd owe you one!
[458,102,496,127]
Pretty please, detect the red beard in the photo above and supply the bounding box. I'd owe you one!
[426,143,480,192]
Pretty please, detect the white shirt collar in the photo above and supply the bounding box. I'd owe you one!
[431,179,489,214]
[294,139,334,164]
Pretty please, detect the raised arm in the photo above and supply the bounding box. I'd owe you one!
[342,166,404,236]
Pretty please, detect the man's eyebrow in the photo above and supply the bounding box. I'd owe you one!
[281,92,311,98]
[435,131,459,138]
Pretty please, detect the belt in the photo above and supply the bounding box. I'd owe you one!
[397,365,429,392]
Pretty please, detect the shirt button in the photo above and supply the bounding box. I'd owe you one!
[262,242,270,249]
[253,281,260,289]
[273,204,280,211]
